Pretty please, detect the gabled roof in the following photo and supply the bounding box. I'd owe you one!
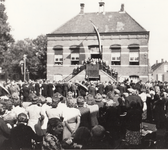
[51,11,147,34]
[151,63,163,71]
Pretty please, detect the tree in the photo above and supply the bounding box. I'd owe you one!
[33,35,47,79]
[0,2,14,68]
[3,35,47,81]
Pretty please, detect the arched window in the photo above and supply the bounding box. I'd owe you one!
[128,44,139,65]
[53,45,63,65]
[110,44,121,65]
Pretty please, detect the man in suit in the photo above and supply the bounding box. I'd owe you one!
[47,80,55,97]
[97,81,105,95]
[41,80,48,97]
[88,81,97,97]
[10,113,43,150]
[105,81,114,95]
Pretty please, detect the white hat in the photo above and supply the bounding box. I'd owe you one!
[114,89,120,94]
[46,97,52,103]
[127,88,134,93]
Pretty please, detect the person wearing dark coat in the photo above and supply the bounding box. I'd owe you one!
[77,84,87,97]
[125,101,142,147]
[22,83,30,102]
[97,82,104,95]
[34,81,40,96]
[76,96,91,130]
[55,81,63,96]
[105,81,113,95]
[86,125,112,149]
[88,82,97,97]
[117,82,127,95]
[153,93,166,129]
[47,81,54,97]
[10,113,43,150]
[104,105,121,140]
[0,103,11,149]
[63,82,69,97]
[125,88,143,111]
[41,80,48,97]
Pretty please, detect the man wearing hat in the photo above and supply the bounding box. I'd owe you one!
[76,96,91,130]
[95,93,105,108]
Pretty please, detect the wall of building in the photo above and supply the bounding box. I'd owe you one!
[47,33,149,82]
[152,62,168,81]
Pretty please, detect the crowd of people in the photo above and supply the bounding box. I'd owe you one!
[72,58,118,80]
[0,79,168,149]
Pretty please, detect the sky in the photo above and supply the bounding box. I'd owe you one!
[4,0,168,66]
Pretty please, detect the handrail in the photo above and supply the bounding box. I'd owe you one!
[63,65,86,82]
[63,62,118,81]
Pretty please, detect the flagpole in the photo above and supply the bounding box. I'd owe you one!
[90,20,102,54]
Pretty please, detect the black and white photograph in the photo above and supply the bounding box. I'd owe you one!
[0,0,168,149]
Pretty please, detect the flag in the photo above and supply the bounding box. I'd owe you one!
[90,20,102,54]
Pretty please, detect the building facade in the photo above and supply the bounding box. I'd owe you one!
[47,3,150,82]
[151,59,168,82]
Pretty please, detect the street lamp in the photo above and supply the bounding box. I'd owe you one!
[27,69,29,81]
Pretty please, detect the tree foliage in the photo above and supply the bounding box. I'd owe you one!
[0,2,47,81]
[32,35,47,79]
[2,35,47,80]
[0,2,14,66]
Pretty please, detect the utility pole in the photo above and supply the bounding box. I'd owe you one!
[23,54,27,81]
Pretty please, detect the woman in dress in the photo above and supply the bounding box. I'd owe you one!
[63,98,81,140]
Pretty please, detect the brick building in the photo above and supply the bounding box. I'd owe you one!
[47,2,150,82]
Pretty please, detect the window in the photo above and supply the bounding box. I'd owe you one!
[128,44,139,65]
[53,45,63,65]
[70,45,80,65]
[71,53,79,65]
[164,65,168,72]
[54,55,63,65]
[110,44,121,65]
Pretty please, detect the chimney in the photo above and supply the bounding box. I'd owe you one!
[156,60,158,64]
[99,1,105,14]
[119,4,125,13]
[161,59,164,63]
[80,3,85,14]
